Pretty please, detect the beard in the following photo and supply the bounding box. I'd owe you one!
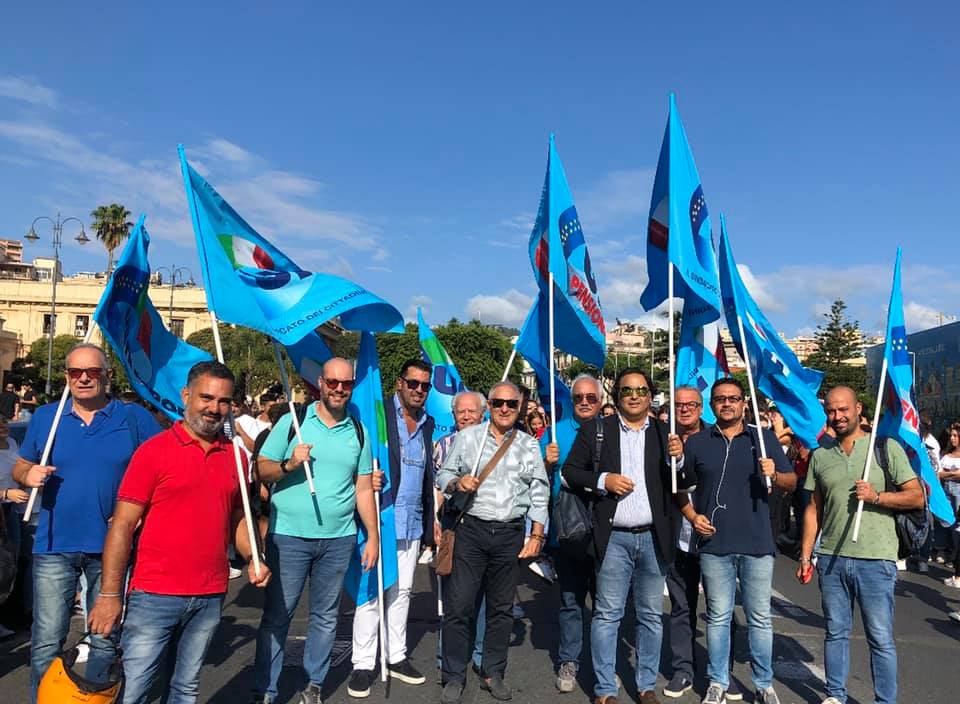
[185,412,223,438]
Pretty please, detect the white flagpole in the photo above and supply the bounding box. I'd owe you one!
[210,312,262,577]
[271,342,316,495]
[501,345,518,383]
[852,357,888,543]
[23,322,100,521]
[373,458,387,683]
[548,272,558,445]
[668,265,678,493]
[736,315,772,490]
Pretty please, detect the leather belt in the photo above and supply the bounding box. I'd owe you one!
[612,524,652,534]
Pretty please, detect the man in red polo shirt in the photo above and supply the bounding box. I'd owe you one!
[88,361,271,704]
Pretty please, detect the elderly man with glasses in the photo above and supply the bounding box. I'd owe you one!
[436,381,549,704]
[677,378,795,704]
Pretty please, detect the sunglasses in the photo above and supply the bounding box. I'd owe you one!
[402,378,432,392]
[675,401,702,410]
[573,393,599,405]
[712,395,743,405]
[618,386,649,398]
[324,378,355,391]
[490,398,520,410]
[66,367,106,381]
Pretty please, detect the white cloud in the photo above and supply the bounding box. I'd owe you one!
[464,289,533,326]
[0,75,57,108]
[406,295,434,322]
[736,263,783,312]
[203,138,254,165]
[576,168,655,232]
[500,214,532,232]
[903,302,946,332]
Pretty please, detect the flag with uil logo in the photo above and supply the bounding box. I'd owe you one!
[417,308,466,442]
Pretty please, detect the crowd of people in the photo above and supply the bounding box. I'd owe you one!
[1,343,959,704]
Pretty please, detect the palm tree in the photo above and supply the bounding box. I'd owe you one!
[90,203,133,275]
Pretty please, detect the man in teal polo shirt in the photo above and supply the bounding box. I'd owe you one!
[251,357,380,704]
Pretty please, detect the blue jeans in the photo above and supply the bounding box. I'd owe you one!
[120,591,224,704]
[30,552,116,703]
[592,530,666,696]
[818,556,897,704]
[700,553,774,690]
[253,533,354,698]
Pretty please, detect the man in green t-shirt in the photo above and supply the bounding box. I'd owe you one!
[797,386,923,704]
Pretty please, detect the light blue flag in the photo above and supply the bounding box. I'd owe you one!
[515,296,575,424]
[877,249,953,524]
[178,146,404,345]
[640,94,722,330]
[676,319,729,424]
[718,217,826,448]
[417,309,466,442]
[93,215,213,420]
[344,332,400,605]
[284,332,334,397]
[527,135,606,367]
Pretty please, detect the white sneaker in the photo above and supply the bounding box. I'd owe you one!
[822,698,843,704]
[229,566,243,580]
[418,548,434,565]
[949,611,960,623]
[74,643,90,664]
[896,559,907,571]
[944,576,960,588]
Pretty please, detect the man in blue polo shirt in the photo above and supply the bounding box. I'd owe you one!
[12,342,161,702]
[679,378,795,704]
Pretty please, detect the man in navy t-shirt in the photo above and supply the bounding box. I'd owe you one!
[12,343,161,702]
[678,378,794,704]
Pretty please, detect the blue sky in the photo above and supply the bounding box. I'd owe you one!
[1,3,957,338]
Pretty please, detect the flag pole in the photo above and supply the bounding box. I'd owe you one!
[210,312,262,577]
[667,265,678,493]
[852,357,888,543]
[373,459,387,683]
[736,315,772,490]
[501,345,518,383]
[271,342,317,495]
[23,322,100,521]
[548,273,557,444]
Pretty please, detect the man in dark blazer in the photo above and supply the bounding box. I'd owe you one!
[562,367,687,704]
[348,359,436,697]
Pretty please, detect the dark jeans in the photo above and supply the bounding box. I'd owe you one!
[553,548,594,666]
[441,515,524,684]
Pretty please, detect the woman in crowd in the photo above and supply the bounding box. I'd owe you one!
[938,422,960,589]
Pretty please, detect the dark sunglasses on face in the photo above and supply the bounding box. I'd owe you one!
[675,401,702,410]
[402,378,432,392]
[66,367,105,381]
[618,386,649,398]
[573,393,599,405]
[490,398,520,410]
[712,395,743,405]
[324,378,355,391]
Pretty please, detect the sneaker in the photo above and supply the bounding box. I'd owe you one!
[662,674,693,698]
[229,566,243,579]
[701,683,726,704]
[388,658,425,685]
[725,678,743,701]
[936,555,946,564]
[556,661,578,693]
[347,669,374,698]
[418,548,434,564]
[480,674,512,701]
[950,611,960,623]
[821,698,843,704]
[755,687,781,704]
[250,695,272,704]
[297,683,323,704]
[896,559,907,571]
[441,681,464,704]
[944,576,960,588]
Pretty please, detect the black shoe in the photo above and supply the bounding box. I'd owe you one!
[662,673,693,699]
[480,674,513,701]
[441,681,464,704]
[347,669,374,698]
[725,678,743,701]
[388,658,426,685]
[297,683,323,704]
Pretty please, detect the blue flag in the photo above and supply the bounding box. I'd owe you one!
[417,309,466,442]
[178,146,404,345]
[284,332,334,397]
[515,296,574,424]
[717,217,826,448]
[640,94,722,330]
[344,332,400,605]
[527,135,606,367]
[878,249,953,524]
[93,216,213,420]
[676,319,729,424]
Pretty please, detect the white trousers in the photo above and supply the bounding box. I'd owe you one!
[351,538,420,669]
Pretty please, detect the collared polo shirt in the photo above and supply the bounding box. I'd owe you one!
[393,394,428,541]
[20,398,162,554]
[805,435,914,561]
[259,403,372,539]
[118,422,242,595]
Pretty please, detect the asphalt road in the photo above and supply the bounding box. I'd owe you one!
[2,553,958,703]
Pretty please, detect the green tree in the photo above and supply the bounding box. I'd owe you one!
[187,326,291,400]
[90,203,133,275]
[806,298,869,403]
[27,334,87,399]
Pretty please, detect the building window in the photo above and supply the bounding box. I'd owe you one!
[75,315,89,338]
[42,313,54,335]
[170,318,185,339]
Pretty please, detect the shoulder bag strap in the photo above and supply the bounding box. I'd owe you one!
[456,430,517,525]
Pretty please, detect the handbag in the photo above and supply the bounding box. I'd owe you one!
[553,418,603,554]
[435,431,516,577]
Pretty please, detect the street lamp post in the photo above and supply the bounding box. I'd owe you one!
[25,213,90,396]
[154,265,195,328]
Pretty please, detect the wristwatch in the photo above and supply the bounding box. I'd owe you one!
[280,459,291,474]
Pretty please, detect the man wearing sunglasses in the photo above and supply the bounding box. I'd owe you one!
[677,378,795,704]
[348,358,436,697]
[436,381,549,704]
[562,367,686,704]
[12,343,162,702]
[541,373,603,693]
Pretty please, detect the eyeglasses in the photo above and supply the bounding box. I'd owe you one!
[618,386,650,398]
[402,378,432,392]
[675,401,702,410]
[712,395,743,405]
[324,378,355,391]
[490,398,520,410]
[573,393,599,405]
[66,367,105,381]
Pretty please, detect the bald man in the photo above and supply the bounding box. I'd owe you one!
[251,358,379,704]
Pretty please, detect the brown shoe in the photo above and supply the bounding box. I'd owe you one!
[594,697,619,704]
[639,691,661,704]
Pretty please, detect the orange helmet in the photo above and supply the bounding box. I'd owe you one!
[37,641,122,704]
